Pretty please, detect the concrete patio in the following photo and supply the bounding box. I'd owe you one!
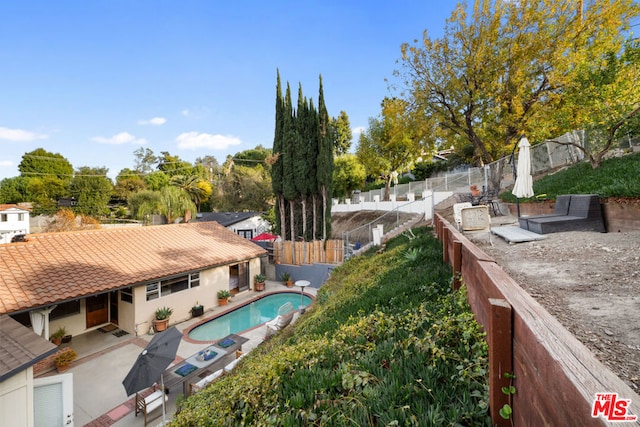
[37,280,316,427]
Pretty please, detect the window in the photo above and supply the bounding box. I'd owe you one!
[17,213,24,221]
[0,214,6,222]
[237,230,253,239]
[50,300,81,320]
[145,272,201,301]
[120,287,133,303]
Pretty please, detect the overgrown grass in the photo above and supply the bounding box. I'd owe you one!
[500,151,640,203]
[170,227,490,426]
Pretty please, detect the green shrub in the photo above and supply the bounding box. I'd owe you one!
[171,227,490,426]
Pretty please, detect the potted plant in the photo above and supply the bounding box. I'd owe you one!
[470,184,481,197]
[254,274,266,292]
[153,306,173,332]
[281,271,294,287]
[217,289,231,306]
[54,348,77,372]
[191,301,204,317]
[50,326,67,346]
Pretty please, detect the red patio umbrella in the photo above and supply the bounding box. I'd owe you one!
[251,232,278,241]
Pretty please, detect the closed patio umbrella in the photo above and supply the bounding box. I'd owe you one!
[123,326,182,423]
[512,136,534,216]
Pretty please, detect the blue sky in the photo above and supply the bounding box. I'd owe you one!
[0,1,457,181]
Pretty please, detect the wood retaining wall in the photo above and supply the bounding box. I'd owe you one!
[435,213,640,426]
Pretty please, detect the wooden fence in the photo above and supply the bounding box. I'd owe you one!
[434,213,640,426]
[273,239,344,265]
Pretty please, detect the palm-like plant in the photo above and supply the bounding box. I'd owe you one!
[132,186,196,224]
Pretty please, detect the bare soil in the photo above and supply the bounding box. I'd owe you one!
[438,207,640,393]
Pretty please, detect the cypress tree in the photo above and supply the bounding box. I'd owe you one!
[271,70,286,236]
[316,75,334,240]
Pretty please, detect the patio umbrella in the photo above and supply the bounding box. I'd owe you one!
[511,136,534,216]
[122,326,182,423]
[251,232,278,241]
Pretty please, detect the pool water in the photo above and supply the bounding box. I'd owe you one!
[188,292,313,341]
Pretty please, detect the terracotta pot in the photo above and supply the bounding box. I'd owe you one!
[286,280,294,288]
[218,298,228,306]
[255,281,265,291]
[51,337,62,346]
[55,363,70,373]
[153,318,169,332]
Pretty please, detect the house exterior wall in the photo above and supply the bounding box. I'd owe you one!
[0,366,33,427]
[0,207,30,244]
[228,217,270,237]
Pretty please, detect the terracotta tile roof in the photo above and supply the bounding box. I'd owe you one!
[0,222,267,314]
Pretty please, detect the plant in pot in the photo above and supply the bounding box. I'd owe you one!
[54,348,77,373]
[217,289,231,306]
[50,326,67,346]
[254,274,266,292]
[281,271,294,287]
[153,306,173,332]
[191,301,204,317]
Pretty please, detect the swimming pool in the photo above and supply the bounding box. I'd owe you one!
[187,292,313,341]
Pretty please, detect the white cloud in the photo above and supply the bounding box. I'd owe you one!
[181,109,190,117]
[0,160,13,167]
[0,126,48,142]
[138,117,166,126]
[176,132,242,150]
[352,126,365,138]
[91,132,147,145]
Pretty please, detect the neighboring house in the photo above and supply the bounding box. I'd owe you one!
[0,222,267,337]
[0,315,60,427]
[0,204,30,244]
[196,211,271,240]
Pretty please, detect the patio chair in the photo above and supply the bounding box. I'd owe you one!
[134,385,167,426]
[453,202,472,230]
[264,302,295,338]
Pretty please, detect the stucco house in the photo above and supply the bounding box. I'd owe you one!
[0,204,30,244]
[0,315,59,427]
[195,211,271,240]
[0,222,267,338]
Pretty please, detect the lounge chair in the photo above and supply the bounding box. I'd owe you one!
[135,385,167,426]
[264,302,294,338]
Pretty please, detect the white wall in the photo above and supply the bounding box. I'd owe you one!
[0,208,30,244]
[331,191,454,220]
[0,367,34,427]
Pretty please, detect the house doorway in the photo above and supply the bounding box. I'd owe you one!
[85,294,108,328]
[109,291,119,325]
[229,262,249,294]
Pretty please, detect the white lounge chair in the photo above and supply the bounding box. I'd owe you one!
[264,302,295,338]
[135,385,167,426]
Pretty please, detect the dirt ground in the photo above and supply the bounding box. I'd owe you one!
[438,208,640,393]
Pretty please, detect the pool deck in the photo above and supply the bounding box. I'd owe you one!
[40,280,316,427]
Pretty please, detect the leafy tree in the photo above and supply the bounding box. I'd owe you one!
[26,176,68,215]
[45,208,101,232]
[233,145,272,169]
[69,166,114,217]
[113,168,147,202]
[550,38,640,167]
[158,151,194,177]
[131,186,196,224]
[396,0,639,178]
[127,190,161,221]
[170,174,212,211]
[211,165,272,212]
[332,154,366,199]
[330,110,353,156]
[0,176,29,204]
[144,170,170,191]
[133,147,158,174]
[18,148,73,182]
[356,98,425,200]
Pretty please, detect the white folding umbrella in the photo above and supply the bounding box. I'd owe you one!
[512,136,534,199]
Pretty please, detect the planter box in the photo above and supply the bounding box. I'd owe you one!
[191,306,204,317]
